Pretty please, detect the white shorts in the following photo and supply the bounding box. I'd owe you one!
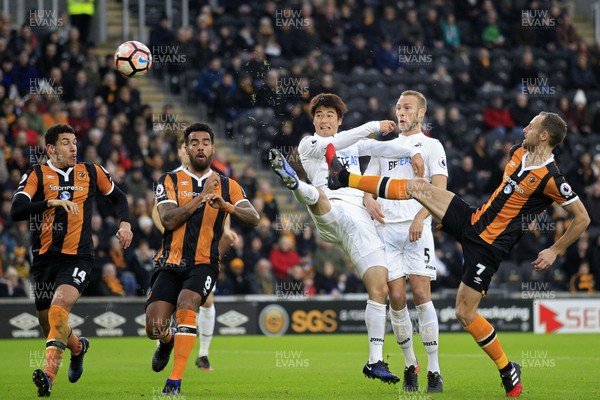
[376,222,437,281]
[309,200,386,277]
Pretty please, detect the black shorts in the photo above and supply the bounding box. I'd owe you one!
[145,265,219,309]
[440,196,504,295]
[31,254,93,311]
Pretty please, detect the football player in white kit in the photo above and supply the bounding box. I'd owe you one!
[151,136,238,372]
[362,91,447,392]
[268,93,424,383]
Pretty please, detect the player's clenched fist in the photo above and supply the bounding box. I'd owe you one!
[378,120,397,135]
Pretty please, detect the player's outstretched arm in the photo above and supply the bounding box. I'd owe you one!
[533,199,590,271]
[10,196,79,221]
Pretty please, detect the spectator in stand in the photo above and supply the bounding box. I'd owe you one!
[483,95,515,141]
[249,258,275,294]
[314,3,342,46]
[375,37,400,77]
[480,10,506,49]
[269,236,301,282]
[315,260,339,294]
[196,57,223,106]
[211,151,236,180]
[449,155,479,199]
[256,180,279,222]
[571,89,592,135]
[424,7,444,49]
[569,261,594,293]
[348,33,375,71]
[509,92,532,131]
[12,50,39,96]
[470,48,495,88]
[98,262,125,296]
[400,9,424,46]
[378,6,402,42]
[238,166,258,200]
[511,50,539,90]
[557,14,579,52]
[571,54,597,93]
[441,12,461,49]
[428,65,454,103]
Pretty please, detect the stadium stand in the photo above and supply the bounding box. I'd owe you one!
[1,0,599,300]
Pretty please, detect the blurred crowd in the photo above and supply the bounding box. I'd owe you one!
[1,0,599,298]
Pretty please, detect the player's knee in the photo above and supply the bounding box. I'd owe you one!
[388,289,406,310]
[455,305,475,327]
[371,282,388,302]
[145,323,167,340]
[412,287,431,305]
[408,178,430,199]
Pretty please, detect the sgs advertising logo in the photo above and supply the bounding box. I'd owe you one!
[291,309,338,333]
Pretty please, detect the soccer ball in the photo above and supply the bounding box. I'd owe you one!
[114,41,152,78]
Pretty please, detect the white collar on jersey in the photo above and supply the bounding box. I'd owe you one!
[519,152,555,176]
[183,167,214,185]
[47,159,74,181]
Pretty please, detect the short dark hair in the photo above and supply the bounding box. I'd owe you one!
[183,122,215,144]
[309,93,348,119]
[45,124,75,146]
[539,112,567,148]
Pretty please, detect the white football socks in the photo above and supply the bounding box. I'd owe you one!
[416,301,440,373]
[292,181,319,205]
[365,299,387,364]
[390,306,418,367]
[198,304,215,357]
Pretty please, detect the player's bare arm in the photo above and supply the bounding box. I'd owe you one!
[532,199,590,271]
[408,175,447,242]
[152,201,165,234]
[48,199,79,214]
[202,195,260,226]
[363,193,385,224]
[116,221,133,249]
[158,196,204,231]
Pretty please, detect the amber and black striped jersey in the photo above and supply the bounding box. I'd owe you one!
[154,168,247,268]
[470,145,578,254]
[14,160,115,258]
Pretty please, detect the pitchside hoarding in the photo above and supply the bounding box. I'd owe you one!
[0,297,534,338]
[533,299,600,334]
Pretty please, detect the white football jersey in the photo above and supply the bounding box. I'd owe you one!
[366,132,448,224]
[298,122,420,208]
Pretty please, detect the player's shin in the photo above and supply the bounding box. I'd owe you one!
[465,314,509,370]
[44,305,70,383]
[169,309,198,380]
[365,300,387,363]
[416,301,440,373]
[292,181,319,205]
[348,175,410,200]
[66,327,82,355]
[390,306,418,367]
[198,304,215,357]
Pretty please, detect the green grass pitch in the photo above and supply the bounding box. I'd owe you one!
[1,333,598,399]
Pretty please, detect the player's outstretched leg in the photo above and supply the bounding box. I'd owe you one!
[195,303,215,371]
[326,144,410,198]
[269,148,320,205]
[68,336,90,383]
[152,327,176,372]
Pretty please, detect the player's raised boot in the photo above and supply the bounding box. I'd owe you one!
[363,360,400,384]
[195,355,213,371]
[325,144,345,190]
[152,328,175,372]
[403,363,420,392]
[32,369,52,397]
[162,378,181,395]
[68,337,90,383]
[427,371,443,393]
[269,148,299,189]
[500,361,522,397]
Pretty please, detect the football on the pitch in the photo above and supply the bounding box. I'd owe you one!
[114,40,152,78]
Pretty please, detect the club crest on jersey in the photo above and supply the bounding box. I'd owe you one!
[76,171,87,181]
[559,183,572,196]
[60,191,71,200]
[529,176,536,184]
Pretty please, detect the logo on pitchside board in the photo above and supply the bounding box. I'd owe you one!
[259,305,289,337]
[217,310,249,335]
[9,312,40,338]
[94,311,126,336]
